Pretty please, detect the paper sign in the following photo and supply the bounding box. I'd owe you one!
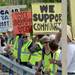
[12,11,32,34]
[0,5,26,32]
[32,3,62,34]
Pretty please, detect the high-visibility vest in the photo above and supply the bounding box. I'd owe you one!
[43,49,60,75]
[43,53,51,72]
[50,49,60,75]
[29,51,42,65]
[12,36,19,58]
[20,40,32,62]
[36,42,43,50]
[29,42,42,65]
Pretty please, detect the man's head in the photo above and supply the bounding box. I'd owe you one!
[23,33,30,42]
[41,36,50,51]
[49,34,59,52]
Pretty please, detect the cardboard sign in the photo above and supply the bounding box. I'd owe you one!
[0,8,10,32]
[0,5,26,32]
[12,11,32,34]
[32,3,62,34]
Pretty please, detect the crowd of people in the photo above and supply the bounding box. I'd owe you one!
[0,25,75,75]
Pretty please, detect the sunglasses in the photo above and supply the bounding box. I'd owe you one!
[23,36,28,38]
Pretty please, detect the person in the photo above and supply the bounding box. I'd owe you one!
[0,36,7,54]
[66,25,75,75]
[0,35,12,73]
[35,35,60,75]
[49,34,61,75]
[19,33,33,68]
[56,25,75,75]
[7,29,14,44]
[35,35,50,75]
[29,35,43,69]
[49,33,62,75]
[10,34,19,59]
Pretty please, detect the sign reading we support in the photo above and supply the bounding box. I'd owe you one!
[0,5,26,32]
[32,3,62,34]
[12,11,32,35]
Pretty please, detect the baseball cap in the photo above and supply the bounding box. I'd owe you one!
[40,35,50,43]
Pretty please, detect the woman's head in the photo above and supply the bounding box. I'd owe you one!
[49,40,58,52]
[49,34,59,52]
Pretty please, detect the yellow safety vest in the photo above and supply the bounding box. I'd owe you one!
[29,42,42,65]
[29,51,42,65]
[12,36,19,58]
[20,40,32,62]
[50,50,60,75]
[43,49,60,75]
[36,42,43,49]
[43,53,51,72]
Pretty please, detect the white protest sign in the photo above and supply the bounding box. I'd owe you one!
[0,5,26,32]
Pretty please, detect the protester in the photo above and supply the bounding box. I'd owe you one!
[35,34,61,75]
[7,29,14,44]
[29,35,43,70]
[55,25,75,75]
[19,33,33,68]
[65,25,75,75]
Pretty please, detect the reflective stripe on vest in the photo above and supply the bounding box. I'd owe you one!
[14,36,19,49]
[36,42,43,49]
[22,40,32,52]
[29,51,42,65]
[21,41,32,62]
[50,50,60,75]
[43,53,51,72]
[12,36,19,58]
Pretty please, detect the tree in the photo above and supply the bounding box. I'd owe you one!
[0,2,6,6]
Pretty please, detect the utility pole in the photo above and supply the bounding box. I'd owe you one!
[62,0,67,75]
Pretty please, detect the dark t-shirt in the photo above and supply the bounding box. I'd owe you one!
[0,36,5,46]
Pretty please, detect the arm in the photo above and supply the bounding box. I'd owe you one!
[55,60,62,67]
[50,59,62,67]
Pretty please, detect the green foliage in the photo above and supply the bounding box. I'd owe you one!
[0,0,70,24]
[0,2,6,6]
[43,0,61,2]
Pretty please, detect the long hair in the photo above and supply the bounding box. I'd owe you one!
[49,40,58,51]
